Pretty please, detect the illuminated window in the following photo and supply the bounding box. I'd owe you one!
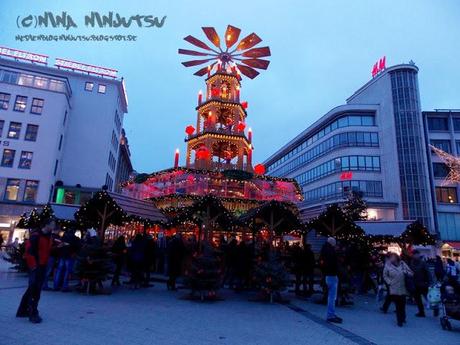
[85,82,94,91]
[436,187,457,204]
[98,84,106,94]
[1,149,15,167]
[18,74,33,86]
[18,151,33,169]
[13,95,27,112]
[0,120,3,137]
[25,124,39,141]
[33,76,48,89]
[4,179,20,201]
[7,122,21,139]
[23,180,39,202]
[0,92,10,110]
[31,98,44,114]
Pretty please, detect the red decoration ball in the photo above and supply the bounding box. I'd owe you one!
[254,164,266,175]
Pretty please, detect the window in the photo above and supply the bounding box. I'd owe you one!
[63,110,67,125]
[4,179,20,201]
[1,70,19,84]
[436,187,457,204]
[112,131,119,151]
[31,98,44,114]
[58,135,63,150]
[23,180,39,202]
[13,95,27,112]
[108,151,116,171]
[452,118,460,132]
[114,111,121,132]
[427,117,449,131]
[18,74,33,86]
[430,140,451,154]
[34,76,48,89]
[0,120,4,137]
[7,122,21,139]
[18,151,33,169]
[25,124,39,141]
[105,173,113,190]
[98,84,106,94]
[433,163,449,178]
[1,149,15,167]
[0,92,10,110]
[85,82,94,91]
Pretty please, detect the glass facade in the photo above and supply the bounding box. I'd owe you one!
[269,131,379,176]
[391,69,432,226]
[295,155,380,186]
[303,180,383,204]
[267,113,376,171]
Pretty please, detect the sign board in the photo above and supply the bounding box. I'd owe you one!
[0,46,48,65]
[371,56,386,77]
[340,171,353,180]
[55,58,117,78]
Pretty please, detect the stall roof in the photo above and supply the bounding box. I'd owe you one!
[50,203,80,220]
[355,220,413,236]
[108,192,168,223]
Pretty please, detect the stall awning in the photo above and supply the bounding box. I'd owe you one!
[108,192,168,224]
[355,220,413,236]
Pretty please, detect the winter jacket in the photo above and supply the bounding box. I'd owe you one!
[383,261,413,296]
[24,231,52,270]
[319,242,338,276]
[410,258,430,289]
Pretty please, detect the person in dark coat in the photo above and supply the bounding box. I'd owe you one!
[434,255,445,282]
[111,235,126,286]
[167,233,185,290]
[410,250,431,317]
[143,235,156,287]
[17,220,56,323]
[304,244,315,296]
[224,238,238,288]
[291,242,306,295]
[53,228,81,291]
[319,237,342,323]
[128,234,146,289]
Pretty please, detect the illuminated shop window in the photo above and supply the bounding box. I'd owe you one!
[4,179,20,201]
[23,180,39,202]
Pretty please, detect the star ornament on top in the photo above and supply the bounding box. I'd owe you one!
[430,145,460,184]
[178,25,271,79]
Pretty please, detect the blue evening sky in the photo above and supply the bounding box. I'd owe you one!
[0,0,459,173]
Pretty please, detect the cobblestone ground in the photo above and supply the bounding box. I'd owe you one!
[1,259,459,345]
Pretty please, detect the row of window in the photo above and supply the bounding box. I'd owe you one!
[0,69,67,94]
[427,116,460,132]
[105,173,114,190]
[436,186,457,204]
[85,82,106,94]
[268,131,379,175]
[111,131,119,152]
[3,179,39,202]
[430,139,460,156]
[0,121,39,141]
[108,151,116,172]
[303,180,383,203]
[0,93,44,114]
[295,155,381,186]
[1,149,33,169]
[114,110,121,133]
[268,114,376,170]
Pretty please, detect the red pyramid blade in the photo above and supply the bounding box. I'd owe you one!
[202,27,221,49]
[194,62,217,76]
[182,58,215,67]
[236,64,260,79]
[184,35,213,51]
[241,59,270,70]
[236,33,262,51]
[178,49,211,57]
[241,46,271,58]
[225,25,241,48]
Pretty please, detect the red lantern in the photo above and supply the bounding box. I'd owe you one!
[196,146,211,160]
[237,122,246,132]
[254,164,266,175]
[241,101,248,109]
[185,125,195,135]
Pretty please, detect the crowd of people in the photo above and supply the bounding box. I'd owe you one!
[6,220,460,327]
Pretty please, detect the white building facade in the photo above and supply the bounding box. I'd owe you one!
[264,63,436,234]
[0,50,128,242]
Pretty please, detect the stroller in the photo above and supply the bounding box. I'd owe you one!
[440,281,460,331]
